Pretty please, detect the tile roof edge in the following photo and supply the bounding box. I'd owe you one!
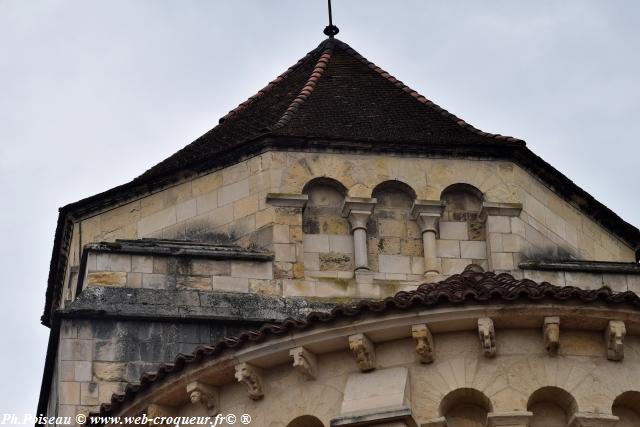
[270,42,334,130]
[331,39,524,144]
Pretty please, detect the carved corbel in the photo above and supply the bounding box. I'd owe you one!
[412,324,435,364]
[348,333,376,371]
[478,317,496,358]
[605,320,626,361]
[543,316,560,356]
[290,346,317,380]
[186,381,218,412]
[234,362,264,400]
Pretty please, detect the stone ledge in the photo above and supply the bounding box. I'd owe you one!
[520,260,640,274]
[266,192,308,208]
[482,201,523,217]
[331,406,418,427]
[86,239,273,261]
[58,287,335,324]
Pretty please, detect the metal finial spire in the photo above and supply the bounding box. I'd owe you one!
[323,0,339,38]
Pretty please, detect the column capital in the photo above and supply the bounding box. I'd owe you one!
[411,200,444,233]
[342,197,377,230]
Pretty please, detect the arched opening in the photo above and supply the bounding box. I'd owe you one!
[440,388,492,427]
[613,391,640,427]
[302,178,352,275]
[527,387,578,427]
[439,183,487,272]
[287,415,324,427]
[369,180,420,275]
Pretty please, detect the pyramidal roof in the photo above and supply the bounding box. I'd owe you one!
[136,38,522,181]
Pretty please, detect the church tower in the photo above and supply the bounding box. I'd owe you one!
[39,32,640,426]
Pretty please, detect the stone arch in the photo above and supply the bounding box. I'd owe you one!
[613,391,640,427]
[438,183,487,269]
[371,180,417,201]
[287,415,324,427]
[439,388,492,427]
[527,386,578,427]
[368,180,421,274]
[440,183,484,216]
[301,177,353,275]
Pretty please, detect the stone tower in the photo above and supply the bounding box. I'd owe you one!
[38,38,640,426]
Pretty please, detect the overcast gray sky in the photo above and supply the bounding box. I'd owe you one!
[1,0,639,415]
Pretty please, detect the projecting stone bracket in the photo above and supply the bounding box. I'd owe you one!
[487,411,533,427]
[290,346,317,380]
[478,317,496,358]
[605,320,626,361]
[186,381,219,412]
[568,412,620,427]
[411,324,435,364]
[265,193,308,208]
[543,316,560,356]
[348,333,376,371]
[234,362,264,400]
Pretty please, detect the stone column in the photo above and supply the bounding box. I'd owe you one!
[342,198,377,271]
[411,200,444,276]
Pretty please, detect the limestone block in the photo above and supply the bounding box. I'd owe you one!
[92,362,126,382]
[141,273,166,289]
[131,256,153,273]
[489,234,503,253]
[233,194,260,219]
[568,413,619,427]
[303,252,320,271]
[274,243,297,262]
[378,238,401,255]
[191,260,231,276]
[196,191,218,215]
[303,234,330,252]
[441,258,472,275]
[439,221,468,240]
[249,279,282,296]
[563,271,601,289]
[96,254,132,272]
[175,199,197,222]
[98,382,123,406]
[330,235,355,254]
[87,272,127,287]
[138,206,177,237]
[487,411,533,427]
[491,253,515,270]
[379,220,406,238]
[379,255,411,274]
[255,208,276,229]
[74,361,92,382]
[222,162,249,185]
[211,276,249,293]
[176,275,212,291]
[60,339,92,361]
[218,179,249,206]
[80,382,99,406]
[460,241,487,259]
[340,367,409,414]
[487,216,511,233]
[400,239,422,257]
[410,257,424,275]
[272,224,290,243]
[602,273,628,292]
[59,361,75,381]
[282,279,316,297]
[501,234,522,253]
[436,240,460,258]
[126,272,142,288]
[319,253,353,271]
[510,217,526,237]
[59,381,80,405]
[192,173,222,197]
[627,274,640,293]
[231,261,273,279]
